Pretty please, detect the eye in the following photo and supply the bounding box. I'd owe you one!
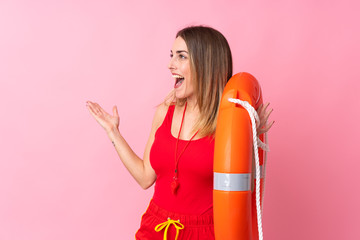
[170,53,173,58]
[179,54,187,59]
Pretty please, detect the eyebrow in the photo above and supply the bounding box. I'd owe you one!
[170,50,189,54]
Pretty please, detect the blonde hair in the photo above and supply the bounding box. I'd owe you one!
[168,26,233,137]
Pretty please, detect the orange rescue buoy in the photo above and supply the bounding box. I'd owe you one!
[214,72,266,240]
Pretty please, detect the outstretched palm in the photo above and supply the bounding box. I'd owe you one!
[86,101,119,133]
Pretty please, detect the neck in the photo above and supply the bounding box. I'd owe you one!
[185,95,198,112]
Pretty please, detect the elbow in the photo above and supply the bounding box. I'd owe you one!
[139,177,155,190]
[140,182,152,190]
[140,184,151,190]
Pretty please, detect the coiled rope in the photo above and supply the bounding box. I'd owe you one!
[228,98,269,240]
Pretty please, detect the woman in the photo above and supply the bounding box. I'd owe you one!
[86,26,273,240]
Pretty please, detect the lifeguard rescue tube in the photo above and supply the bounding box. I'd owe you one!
[214,72,266,240]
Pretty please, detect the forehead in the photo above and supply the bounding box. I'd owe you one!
[171,37,188,52]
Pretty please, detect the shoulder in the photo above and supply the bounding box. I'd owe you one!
[152,100,174,130]
[151,90,177,129]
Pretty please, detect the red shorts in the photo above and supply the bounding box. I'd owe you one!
[135,200,214,240]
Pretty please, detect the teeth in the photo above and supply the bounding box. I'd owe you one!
[172,75,184,79]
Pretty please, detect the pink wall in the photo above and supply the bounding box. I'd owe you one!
[1,0,359,239]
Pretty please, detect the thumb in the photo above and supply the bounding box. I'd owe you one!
[113,105,119,117]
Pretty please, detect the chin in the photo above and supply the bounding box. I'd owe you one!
[176,90,195,101]
[174,90,185,99]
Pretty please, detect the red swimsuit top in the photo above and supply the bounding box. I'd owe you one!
[150,104,214,215]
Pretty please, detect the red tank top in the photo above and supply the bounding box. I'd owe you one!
[150,104,214,215]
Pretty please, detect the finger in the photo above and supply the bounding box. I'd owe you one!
[257,111,268,128]
[88,102,103,116]
[259,103,271,122]
[262,120,275,134]
[113,105,118,117]
[92,102,106,115]
[86,101,94,112]
[86,101,93,109]
[262,102,270,115]
[86,103,99,118]
[86,101,98,112]
[263,108,273,123]
[265,121,275,134]
[88,103,100,115]
[259,103,270,119]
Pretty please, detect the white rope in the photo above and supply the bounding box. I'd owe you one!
[228,98,269,240]
[261,131,268,213]
[257,136,270,152]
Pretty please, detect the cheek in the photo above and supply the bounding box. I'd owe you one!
[187,77,195,91]
[185,69,192,85]
[188,74,195,89]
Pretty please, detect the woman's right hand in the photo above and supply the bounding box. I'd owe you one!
[86,101,119,134]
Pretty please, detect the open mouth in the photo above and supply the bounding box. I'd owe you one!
[173,74,185,88]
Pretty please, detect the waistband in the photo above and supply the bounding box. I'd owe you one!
[147,199,213,227]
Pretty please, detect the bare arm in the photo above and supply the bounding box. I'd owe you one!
[86,101,168,189]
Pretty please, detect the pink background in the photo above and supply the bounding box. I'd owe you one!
[1,0,359,239]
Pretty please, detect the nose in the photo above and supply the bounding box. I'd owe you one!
[168,56,176,70]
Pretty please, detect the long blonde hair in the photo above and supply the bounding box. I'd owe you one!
[170,26,233,137]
